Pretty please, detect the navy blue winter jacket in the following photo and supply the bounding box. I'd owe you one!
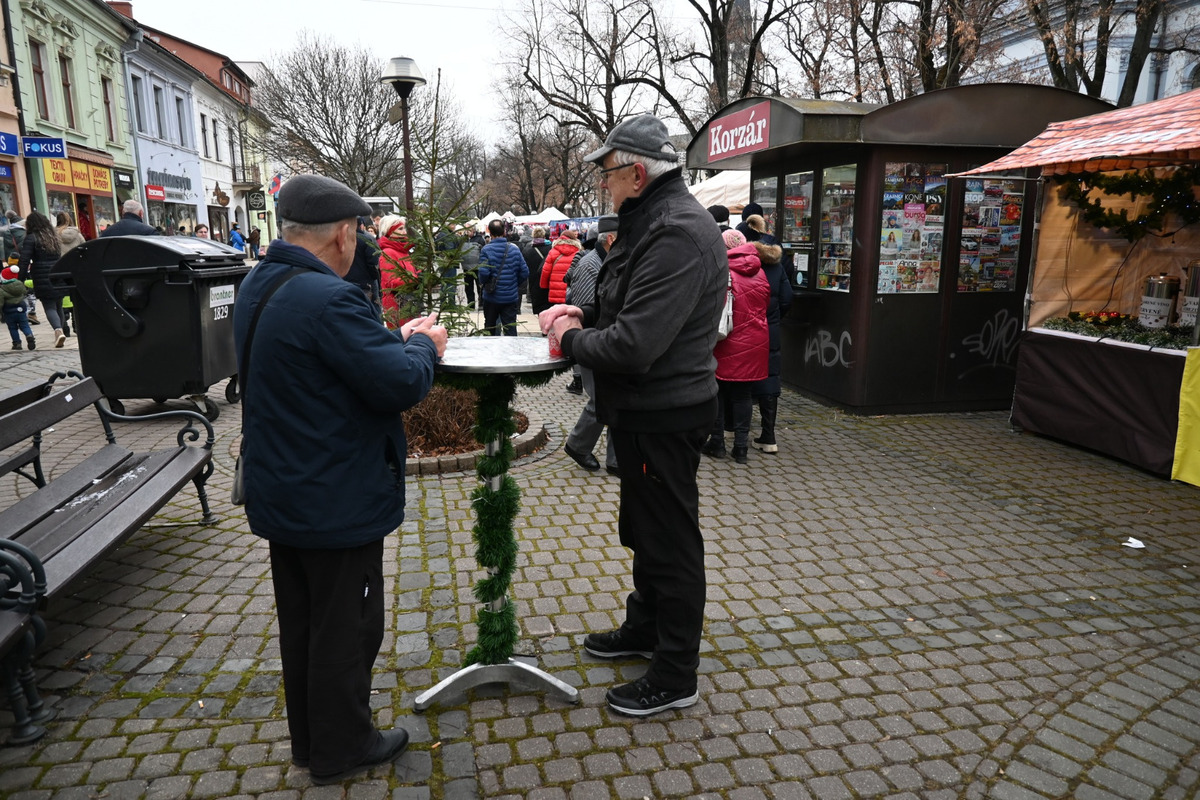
[233,239,439,548]
[478,239,529,304]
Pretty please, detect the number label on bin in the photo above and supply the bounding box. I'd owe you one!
[210,285,236,321]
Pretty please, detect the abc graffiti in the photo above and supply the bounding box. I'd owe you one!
[805,329,852,368]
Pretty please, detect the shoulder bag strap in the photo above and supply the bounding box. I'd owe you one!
[239,270,303,400]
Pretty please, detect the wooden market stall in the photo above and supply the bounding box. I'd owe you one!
[687,85,1112,414]
[960,88,1200,478]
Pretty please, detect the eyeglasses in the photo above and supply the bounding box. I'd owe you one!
[597,163,636,177]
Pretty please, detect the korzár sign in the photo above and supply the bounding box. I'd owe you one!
[708,102,771,161]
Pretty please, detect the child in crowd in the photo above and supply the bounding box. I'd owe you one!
[1,265,35,350]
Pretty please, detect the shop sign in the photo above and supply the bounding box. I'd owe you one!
[71,161,92,190]
[784,196,809,211]
[145,184,166,201]
[707,101,771,161]
[0,165,12,180]
[0,132,18,156]
[89,165,112,193]
[113,169,135,189]
[46,158,71,186]
[22,136,66,158]
[247,191,266,210]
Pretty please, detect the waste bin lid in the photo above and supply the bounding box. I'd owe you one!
[50,235,247,286]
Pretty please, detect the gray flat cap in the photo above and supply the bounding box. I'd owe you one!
[276,174,371,224]
[597,214,619,233]
[584,115,677,163]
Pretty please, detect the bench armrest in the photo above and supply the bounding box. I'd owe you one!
[0,547,42,615]
[97,406,216,450]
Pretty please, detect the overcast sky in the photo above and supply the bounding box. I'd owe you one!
[129,0,514,140]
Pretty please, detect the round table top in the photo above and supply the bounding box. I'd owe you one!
[436,336,570,374]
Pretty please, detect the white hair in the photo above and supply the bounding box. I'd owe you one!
[123,199,143,216]
[607,149,679,181]
[279,218,348,241]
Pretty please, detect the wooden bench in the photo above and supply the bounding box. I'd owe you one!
[0,370,215,744]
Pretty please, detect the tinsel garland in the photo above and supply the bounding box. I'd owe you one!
[437,367,561,665]
[1059,167,1200,242]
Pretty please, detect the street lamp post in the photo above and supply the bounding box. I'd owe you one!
[380,57,426,213]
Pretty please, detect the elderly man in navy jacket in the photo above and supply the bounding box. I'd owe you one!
[234,174,446,785]
[99,200,158,237]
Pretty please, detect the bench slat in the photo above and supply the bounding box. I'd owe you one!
[0,445,133,537]
[14,450,176,562]
[40,447,210,598]
[0,446,39,477]
[0,380,49,417]
[0,378,104,452]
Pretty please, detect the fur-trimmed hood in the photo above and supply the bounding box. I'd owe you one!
[751,240,782,265]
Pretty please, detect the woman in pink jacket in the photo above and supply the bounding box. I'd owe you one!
[702,229,770,464]
[539,229,580,305]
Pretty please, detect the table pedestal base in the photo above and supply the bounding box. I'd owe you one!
[413,659,580,711]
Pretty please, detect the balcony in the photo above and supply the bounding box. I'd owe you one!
[232,163,261,188]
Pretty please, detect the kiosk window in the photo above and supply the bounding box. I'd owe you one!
[817,164,856,292]
[878,162,947,294]
[783,171,813,243]
[959,176,1023,292]
[751,176,777,233]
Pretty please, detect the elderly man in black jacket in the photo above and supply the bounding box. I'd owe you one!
[100,200,158,237]
[541,114,727,717]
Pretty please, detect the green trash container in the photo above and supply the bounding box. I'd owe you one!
[50,236,250,421]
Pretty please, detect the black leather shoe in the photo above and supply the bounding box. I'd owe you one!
[607,676,699,717]
[731,446,748,464]
[310,728,409,785]
[566,375,583,395]
[701,437,726,458]
[565,444,600,471]
[605,464,620,477]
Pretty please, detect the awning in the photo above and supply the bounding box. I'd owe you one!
[961,88,1200,176]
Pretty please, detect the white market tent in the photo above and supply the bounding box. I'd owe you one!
[515,207,566,224]
[688,170,751,210]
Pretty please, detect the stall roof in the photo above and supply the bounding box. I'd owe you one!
[687,84,1112,171]
[961,88,1200,176]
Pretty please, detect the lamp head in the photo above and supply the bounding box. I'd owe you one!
[380,57,426,100]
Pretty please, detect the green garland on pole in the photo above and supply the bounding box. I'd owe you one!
[1059,167,1200,242]
[437,368,561,665]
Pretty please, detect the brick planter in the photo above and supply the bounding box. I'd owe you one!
[404,410,549,476]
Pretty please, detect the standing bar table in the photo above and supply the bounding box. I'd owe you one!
[414,337,580,711]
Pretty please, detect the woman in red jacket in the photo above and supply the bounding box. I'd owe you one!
[702,229,770,464]
[539,229,580,305]
[377,214,418,329]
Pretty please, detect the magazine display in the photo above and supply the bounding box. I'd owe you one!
[817,164,856,292]
[959,177,1023,292]
[877,162,947,294]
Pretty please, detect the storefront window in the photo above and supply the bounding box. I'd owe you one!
[0,182,17,216]
[783,171,813,243]
[92,196,116,234]
[878,162,947,294]
[817,164,856,292]
[751,176,776,232]
[48,190,74,219]
[959,176,1023,291]
[148,201,198,235]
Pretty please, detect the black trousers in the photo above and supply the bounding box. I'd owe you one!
[270,539,384,774]
[609,425,709,690]
[483,300,519,336]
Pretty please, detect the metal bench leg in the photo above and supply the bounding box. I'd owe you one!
[2,638,46,746]
[194,464,215,525]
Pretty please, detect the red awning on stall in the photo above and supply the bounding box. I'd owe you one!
[961,88,1200,176]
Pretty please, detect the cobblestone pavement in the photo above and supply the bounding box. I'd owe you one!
[2,320,1199,800]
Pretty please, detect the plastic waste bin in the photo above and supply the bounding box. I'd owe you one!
[50,236,250,421]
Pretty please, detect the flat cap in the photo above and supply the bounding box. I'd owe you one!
[584,115,677,163]
[597,214,619,233]
[276,174,371,224]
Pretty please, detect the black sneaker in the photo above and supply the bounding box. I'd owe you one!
[701,437,726,458]
[607,676,698,717]
[566,375,583,395]
[583,630,653,659]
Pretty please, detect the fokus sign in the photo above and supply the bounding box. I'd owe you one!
[708,102,771,161]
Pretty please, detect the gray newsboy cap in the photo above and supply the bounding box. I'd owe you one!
[597,214,619,233]
[584,115,677,163]
[276,174,371,224]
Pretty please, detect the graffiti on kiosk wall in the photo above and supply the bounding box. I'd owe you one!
[805,329,853,368]
[958,308,1021,378]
